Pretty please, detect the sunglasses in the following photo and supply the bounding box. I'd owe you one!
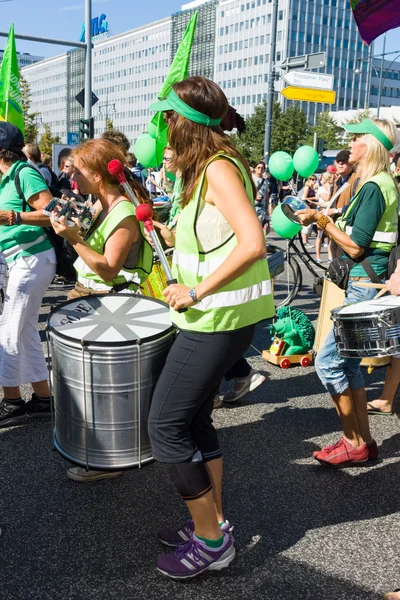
[163,156,171,162]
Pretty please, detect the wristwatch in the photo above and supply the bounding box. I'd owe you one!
[189,288,198,303]
[15,212,22,225]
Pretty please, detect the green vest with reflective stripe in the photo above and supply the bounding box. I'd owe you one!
[171,153,275,333]
[336,172,399,253]
[74,201,153,289]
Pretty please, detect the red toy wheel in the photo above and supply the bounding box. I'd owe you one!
[280,358,291,369]
[300,356,311,367]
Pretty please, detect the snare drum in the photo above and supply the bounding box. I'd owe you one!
[47,294,175,470]
[331,295,400,358]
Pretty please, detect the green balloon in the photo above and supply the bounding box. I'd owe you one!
[268,152,294,181]
[293,146,320,178]
[133,133,158,168]
[148,121,157,139]
[271,204,301,239]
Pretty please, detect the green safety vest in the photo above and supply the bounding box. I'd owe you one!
[336,171,399,253]
[171,152,275,333]
[74,201,153,289]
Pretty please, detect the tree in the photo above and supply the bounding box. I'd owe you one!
[305,111,348,150]
[21,76,40,143]
[345,108,372,124]
[232,100,283,164]
[106,118,114,130]
[39,123,61,156]
[274,105,310,155]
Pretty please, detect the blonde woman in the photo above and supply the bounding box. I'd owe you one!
[296,118,400,466]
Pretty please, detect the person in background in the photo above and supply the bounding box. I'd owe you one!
[393,152,400,184]
[326,164,336,176]
[328,150,359,216]
[301,175,318,248]
[23,143,52,187]
[0,123,56,428]
[310,171,334,263]
[252,160,269,226]
[101,129,131,155]
[266,169,279,216]
[63,159,80,195]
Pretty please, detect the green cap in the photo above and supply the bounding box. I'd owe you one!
[150,89,222,127]
[344,118,394,151]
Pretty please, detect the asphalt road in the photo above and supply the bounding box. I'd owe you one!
[1,234,399,600]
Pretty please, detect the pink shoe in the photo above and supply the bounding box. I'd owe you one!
[313,437,370,466]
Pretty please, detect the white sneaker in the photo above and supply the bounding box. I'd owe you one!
[67,467,122,482]
[222,369,266,404]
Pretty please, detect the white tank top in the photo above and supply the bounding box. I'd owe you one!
[195,200,233,253]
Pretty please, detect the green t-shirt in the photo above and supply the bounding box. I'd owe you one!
[341,181,388,277]
[0,161,53,263]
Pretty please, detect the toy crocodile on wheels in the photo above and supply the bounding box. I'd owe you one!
[269,306,315,356]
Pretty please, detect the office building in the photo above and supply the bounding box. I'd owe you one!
[0,49,44,69]
[21,0,398,147]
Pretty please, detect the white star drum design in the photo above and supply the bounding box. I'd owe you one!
[47,294,175,470]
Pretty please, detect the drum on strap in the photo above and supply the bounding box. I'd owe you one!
[331,295,400,358]
[47,294,175,470]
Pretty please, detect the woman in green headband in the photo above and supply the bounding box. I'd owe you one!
[294,117,400,467]
[147,76,275,579]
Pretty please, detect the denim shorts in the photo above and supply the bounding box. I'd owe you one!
[315,279,384,396]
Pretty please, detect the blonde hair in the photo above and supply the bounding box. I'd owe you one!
[355,118,399,191]
[320,172,333,184]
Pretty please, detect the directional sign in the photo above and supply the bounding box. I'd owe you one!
[282,70,334,91]
[280,86,336,104]
[280,51,326,71]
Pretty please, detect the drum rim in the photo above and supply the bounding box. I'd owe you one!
[331,305,400,319]
[46,292,176,347]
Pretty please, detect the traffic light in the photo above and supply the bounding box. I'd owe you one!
[79,117,94,142]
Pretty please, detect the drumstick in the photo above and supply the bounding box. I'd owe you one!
[108,160,140,207]
[136,204,187,313]
[352,282,387,289]
[375,288,388,299]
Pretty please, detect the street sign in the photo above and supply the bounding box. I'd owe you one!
[75,89,99,109]
[282,70,334,91]
[280,51,326,71]
[67,132,80,146]
[280,86,336,104]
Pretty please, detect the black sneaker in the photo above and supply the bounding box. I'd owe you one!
[0,398,28,428]
[26,394,52,419]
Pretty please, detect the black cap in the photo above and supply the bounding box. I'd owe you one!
[335,149,350,163]
[0,122,24,153]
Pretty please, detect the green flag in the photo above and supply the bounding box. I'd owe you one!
[150,12,198,161]
[0,24,24,134]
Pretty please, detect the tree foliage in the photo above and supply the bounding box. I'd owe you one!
[231,101,310,166]
[21,76,40,143]
[39,123,61,156]
[305,111,348,150]
[106,118,114,130]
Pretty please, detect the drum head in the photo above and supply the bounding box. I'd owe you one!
[332,295,400,318]
[47,293,174,345]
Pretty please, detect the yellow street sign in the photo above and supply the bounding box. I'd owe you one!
[280,86,336,104]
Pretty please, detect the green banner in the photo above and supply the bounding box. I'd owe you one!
[0,24,24,134]
[151,11,198,154]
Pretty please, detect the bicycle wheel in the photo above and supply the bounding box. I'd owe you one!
[267,244,302,307]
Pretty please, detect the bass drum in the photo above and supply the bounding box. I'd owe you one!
[47,294,175,470]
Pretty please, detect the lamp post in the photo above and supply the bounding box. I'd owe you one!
[98,97,116,131]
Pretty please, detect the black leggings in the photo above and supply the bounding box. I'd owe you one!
[148,325,255,498]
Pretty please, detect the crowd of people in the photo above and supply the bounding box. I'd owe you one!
[0,77,400,592]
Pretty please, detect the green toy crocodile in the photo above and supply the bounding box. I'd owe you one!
[269,306,315,356]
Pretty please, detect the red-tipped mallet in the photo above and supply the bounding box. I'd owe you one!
[135,204,187,312]
[108,159,140,207]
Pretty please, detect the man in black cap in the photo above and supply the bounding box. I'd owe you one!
[329,149,359,216]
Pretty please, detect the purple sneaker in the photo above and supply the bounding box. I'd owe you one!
[158,519,233,547]
[156,533,235,579]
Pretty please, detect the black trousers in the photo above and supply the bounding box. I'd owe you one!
[148,325,255,464]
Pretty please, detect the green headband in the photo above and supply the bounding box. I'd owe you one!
[344,118,394,151]
[149,89,222,127]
